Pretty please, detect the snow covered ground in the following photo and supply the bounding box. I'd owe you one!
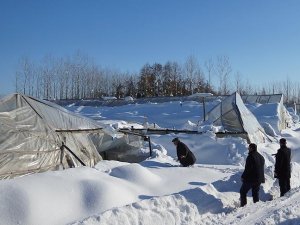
[1,99,300,225]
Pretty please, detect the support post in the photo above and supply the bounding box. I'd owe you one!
[144,136,152,157]
[202,97,206,121]
[60,142,65,169]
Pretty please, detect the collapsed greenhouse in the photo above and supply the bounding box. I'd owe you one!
[241,94,293,133]
[204,92,269,144]
[0,93,144,179]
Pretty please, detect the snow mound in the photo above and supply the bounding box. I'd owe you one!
[182,120,198,130]
[75,106,85,113]
[70,191,200,225]
[124,96,134,101]
[94,160,129,173]
[71,181,300,225]
[70,187,234,225]
[148,143,169,158]
[291,113,300,123]
[198,124,225,133]
[109,163,162,185]
[0,184,29,225]
[205,187,300,225]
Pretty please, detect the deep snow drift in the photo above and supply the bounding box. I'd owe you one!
[0,99,300,225]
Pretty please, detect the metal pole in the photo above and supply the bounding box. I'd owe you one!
[148,136,152,157]
[61,143,86,166]
[60,142,65,169]
[202,97,206,121]
[144,136,152,157]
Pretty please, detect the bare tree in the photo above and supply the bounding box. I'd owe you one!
[40,55,55,99]
[184,55,199,95]
[243,79,253,95]
[216,55,232,95]
[170,62,182,96]
[15,70,22,94]
[194,67,206,93]
[124,74,138,97]
[138,63,152,97]
[295,83,300,103]
[152,63,163,96]
[16,57,35,95]
[15,52,300,103]
[111,71,126,98]
[162,62,173,96]
[204,57,214,89]
[283,76,292,103]
[234,71,244,94]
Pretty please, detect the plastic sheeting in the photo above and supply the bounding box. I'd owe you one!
[0,94,110,179]
[241,94,283,104]
[205,92,267,144]
[242,94,292,131]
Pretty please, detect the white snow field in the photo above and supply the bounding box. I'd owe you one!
[1,99,300,225]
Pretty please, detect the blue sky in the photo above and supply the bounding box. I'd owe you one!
[1,0,300,95]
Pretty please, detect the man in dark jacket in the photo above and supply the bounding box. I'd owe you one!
[240,143,265,207]
[274,138,291,197]
[172,137,196,167]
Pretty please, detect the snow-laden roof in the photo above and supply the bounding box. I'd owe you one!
[205,92,268,143]
[0,93,107,178]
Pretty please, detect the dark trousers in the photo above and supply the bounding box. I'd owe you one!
[180,157,195,167]
[279,178,291,197]
[240,182,260,207]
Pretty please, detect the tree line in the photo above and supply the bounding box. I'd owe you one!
[15,52,300,103]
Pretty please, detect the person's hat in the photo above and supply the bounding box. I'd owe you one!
[172,137,179,142]
[279,138,287,144]
[249,143,257,151]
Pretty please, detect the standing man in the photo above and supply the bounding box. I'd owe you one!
[240,143,265,207]
[172,137,196,167]
[274,138,291,197]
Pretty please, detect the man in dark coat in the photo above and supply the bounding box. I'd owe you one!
[274,138,291,197]
[172,137,196,167]
[240,143,265,207]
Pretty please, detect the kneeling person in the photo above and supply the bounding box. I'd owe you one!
[172,137,196,167]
